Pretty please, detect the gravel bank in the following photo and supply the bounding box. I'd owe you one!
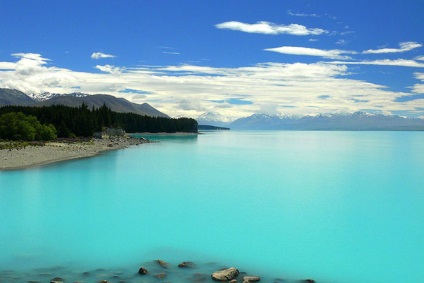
[0,137,149,170]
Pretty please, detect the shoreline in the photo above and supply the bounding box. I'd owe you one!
[131,132,200,136]
[0,258,317,283]
[0,136,150,171]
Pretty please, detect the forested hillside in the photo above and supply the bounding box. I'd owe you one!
[0,104,197,138]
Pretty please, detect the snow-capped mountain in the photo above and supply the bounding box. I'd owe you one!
[229,112,424,131]
[27,92,88,102]
[197,112,235,127]
[230,113,297,130]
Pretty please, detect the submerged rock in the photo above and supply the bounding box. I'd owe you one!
[301,280,316,283]
[50,277,64,283]
[243,275,260,282]
[178,261,196,268]
[211,267,239,281]
[138,267,148,275]
[155,272,167,279]
[155,259,169,268]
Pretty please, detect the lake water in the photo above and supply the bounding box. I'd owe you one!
[0,131,423,282]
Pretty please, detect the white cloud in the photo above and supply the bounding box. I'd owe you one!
[328,59,424,68]
[363,42,422,54]
[412,72,424,93]
[264,46,356,59]
[215,21,327,36]
[416,56,424,61]
[1,53,423,118]
[0,62,16,70]
[12,53,50,76]
[95,64,123,75]
[91,52,116,59]
[0,53,79,94]
[412,84,424,93]
[416,73,424,80]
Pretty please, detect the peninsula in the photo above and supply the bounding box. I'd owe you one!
[0,136,149,170]
[0,95,198,170]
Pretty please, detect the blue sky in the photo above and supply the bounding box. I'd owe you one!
[0,0,423,119]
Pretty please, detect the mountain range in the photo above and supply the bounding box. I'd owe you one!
[2,88,424,131]
[199,112,424,131]
[0,88,168,117]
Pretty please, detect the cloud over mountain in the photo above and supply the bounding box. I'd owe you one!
[1,52,424,119]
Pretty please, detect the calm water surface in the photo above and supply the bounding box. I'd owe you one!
[0,131,423,282]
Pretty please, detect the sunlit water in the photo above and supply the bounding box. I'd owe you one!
[1,131,423,282]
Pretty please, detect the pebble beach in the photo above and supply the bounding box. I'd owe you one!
[0,259,317,283]
[0,137,149,170]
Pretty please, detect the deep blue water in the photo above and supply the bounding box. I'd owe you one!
[0,131,423,282]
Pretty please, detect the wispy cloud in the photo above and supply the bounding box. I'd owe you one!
[416,56,424,61]
[287,10,320,17]
[215,21,327,36]
[287,10,336,20]
[264,46,356,59]
[363,42,422,54]
[336,39,349,46]
[162,51,180,55]
[159,46,180,55]
[91,52,116,59]
[328,59,424,68]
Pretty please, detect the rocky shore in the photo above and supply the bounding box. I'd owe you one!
[0,259,317,283]
[0,136,150,170]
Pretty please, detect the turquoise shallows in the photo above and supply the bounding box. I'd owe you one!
[1,131,423,282]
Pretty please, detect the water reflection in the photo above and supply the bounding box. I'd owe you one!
[130,133,198,143]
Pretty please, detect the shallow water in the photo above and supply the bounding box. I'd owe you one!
[1,131,423,282]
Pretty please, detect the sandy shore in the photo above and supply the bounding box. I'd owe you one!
[0,137,149,170]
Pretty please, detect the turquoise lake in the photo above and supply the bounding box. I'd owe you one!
[1,131,423,282]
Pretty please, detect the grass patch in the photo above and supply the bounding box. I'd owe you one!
[0,141,45,150]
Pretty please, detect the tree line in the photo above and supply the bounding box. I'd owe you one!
[0,112,57,141]
[0,104,198,140]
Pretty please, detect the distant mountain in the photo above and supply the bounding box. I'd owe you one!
[0,88,168,117]
[0,88,36,106]
[230,113,297,130]
[197,112,234,127]
[230,112,424,131]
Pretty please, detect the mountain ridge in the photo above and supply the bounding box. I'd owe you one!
[197,111,424,131]
[229,112,424,131]
[0,88,168,117]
